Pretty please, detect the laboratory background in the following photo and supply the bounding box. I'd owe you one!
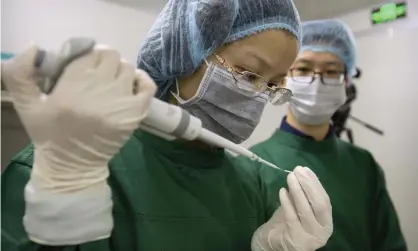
[1,0,417,249]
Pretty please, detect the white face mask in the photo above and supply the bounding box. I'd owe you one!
[286,76,347,125]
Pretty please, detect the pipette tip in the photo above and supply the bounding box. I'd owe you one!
[256,157,291,173]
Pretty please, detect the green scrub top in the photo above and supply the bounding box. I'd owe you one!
[240,129,407,251]
[1,130,286,251]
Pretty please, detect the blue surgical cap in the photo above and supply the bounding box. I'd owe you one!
[300,19,356,76]
[137,0,301,99]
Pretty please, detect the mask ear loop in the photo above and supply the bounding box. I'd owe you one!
[173,60,210,96]
[170,79,185,105]
[174,78,180,96]
[171,59,214,105]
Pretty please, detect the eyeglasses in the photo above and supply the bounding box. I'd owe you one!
[213,53,292,106]
[289,68,346,86]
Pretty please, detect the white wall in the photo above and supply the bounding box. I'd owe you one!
[1,0,157,63]
[246,1,418,249]
[341,5,418,250]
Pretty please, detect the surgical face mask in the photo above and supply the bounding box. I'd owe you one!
[287,76,347,125]
[171,62,268,144]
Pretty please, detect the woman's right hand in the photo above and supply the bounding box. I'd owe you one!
[1,43,156,245]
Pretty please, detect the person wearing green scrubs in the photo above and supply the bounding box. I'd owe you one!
[240,19,407,250]
[1,1,335,251]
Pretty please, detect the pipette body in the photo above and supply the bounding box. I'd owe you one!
[31,37,287,172]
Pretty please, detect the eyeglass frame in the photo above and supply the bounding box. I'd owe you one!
[212,53,292,100]
[288,68,347,86]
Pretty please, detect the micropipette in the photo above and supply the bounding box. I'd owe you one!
[33,37,289,173]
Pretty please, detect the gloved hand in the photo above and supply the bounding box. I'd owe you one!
[252,166,333,251]
[2,44,156,245]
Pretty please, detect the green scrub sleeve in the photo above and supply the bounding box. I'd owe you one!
[233,155,288,222]
[1,145,111,251]
[371,160,408,251]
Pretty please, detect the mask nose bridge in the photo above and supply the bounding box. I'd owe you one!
[312,72,325,84]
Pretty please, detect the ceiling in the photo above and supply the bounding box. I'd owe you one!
[104,0,390,20]
[294,0,389,20]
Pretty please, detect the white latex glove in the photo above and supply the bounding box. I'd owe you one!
[2,44,156,245]
[252,166,333,251]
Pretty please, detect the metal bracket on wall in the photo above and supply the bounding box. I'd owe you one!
[1,90,13,103]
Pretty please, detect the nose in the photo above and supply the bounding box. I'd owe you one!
[313,72,322,78]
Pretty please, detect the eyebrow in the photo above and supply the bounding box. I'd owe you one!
[295,59,343,67]
[294,59,312,64]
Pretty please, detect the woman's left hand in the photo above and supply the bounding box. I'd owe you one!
[251,166,333,251]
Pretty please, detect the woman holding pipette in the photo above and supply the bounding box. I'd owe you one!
[2,0,333,250]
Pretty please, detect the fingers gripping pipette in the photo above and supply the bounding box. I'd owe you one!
[33,37,289,173]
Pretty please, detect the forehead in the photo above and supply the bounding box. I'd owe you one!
[226,29,299,71]
[295,50,344,68]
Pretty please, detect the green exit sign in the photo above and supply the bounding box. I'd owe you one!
[371,2,407,25]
